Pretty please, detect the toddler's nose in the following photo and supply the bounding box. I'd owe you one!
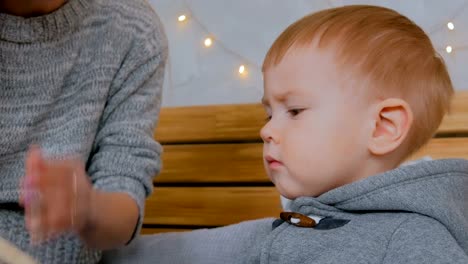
[260,122,278,144]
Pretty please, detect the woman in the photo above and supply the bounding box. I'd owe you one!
[0,0,168,263]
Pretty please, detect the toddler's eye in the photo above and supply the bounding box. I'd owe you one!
[265,115,272,122]
[288,109,304,117]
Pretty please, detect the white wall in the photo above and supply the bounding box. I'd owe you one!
[149,0,468,106]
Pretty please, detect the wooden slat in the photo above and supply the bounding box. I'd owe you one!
[155,92,468,144]
[144,187,281,226]
[155,104,265,144]
[155,137,468,184]
[439,91,468,134]
[409,137,468,160]
[156,143,266,183]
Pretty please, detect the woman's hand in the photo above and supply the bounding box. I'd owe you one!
[20,146,95,244]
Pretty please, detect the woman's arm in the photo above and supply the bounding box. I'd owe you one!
[80,191,139,249]
[84,21,169,248]
[22,11,169,249]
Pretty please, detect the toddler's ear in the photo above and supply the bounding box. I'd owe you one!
[368,98,413,155]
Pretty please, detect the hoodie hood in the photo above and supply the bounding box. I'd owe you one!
[289,159,468,254]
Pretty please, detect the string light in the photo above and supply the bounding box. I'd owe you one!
[178,15,187,22]
[239,65,246,75]
[447,22,455,30]
[180,0,261,72]
[428,2,468,34]
[170,2,468,88]
[204,37,213,47]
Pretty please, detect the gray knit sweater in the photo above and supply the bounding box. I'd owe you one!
[0,0,168,263]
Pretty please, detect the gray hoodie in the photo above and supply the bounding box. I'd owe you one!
[101,159,468,263]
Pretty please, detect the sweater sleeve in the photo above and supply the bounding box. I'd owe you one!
[100,218,275,264]
[86,16,168,243]
[382,216,468,264]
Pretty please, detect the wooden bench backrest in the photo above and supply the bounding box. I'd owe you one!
[142,91,468,234]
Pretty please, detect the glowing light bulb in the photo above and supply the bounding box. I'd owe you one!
[446,46,453,54]
[204,38,213,47]
[178,15,187,22]
[239,65,246,75]
[447,22,455,30]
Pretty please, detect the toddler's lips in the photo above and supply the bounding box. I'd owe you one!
[265,155,283,169]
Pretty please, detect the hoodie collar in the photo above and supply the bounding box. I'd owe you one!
[289,159,468,254]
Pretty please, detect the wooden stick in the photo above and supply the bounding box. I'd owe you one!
[0,237,38,264]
